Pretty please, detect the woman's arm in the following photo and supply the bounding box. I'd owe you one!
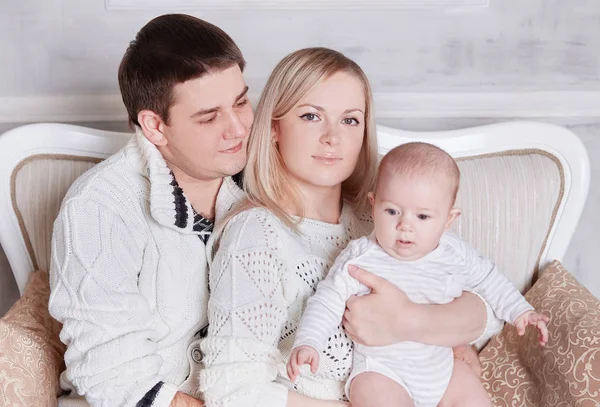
[342,265,489,347]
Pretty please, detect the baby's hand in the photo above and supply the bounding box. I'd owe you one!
[287,345,320,383]
[514,310,550,346]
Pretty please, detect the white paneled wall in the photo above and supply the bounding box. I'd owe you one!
[0,0,599,313]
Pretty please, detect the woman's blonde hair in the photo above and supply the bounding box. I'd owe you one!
[228,47,378,229]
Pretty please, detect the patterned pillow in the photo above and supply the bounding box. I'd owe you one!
[480,260,600,407]
[0,270,66,407]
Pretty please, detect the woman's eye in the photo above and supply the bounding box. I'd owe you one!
[300,113,319,121]
[342,117,359,126]
[418,214,429,220]
[385,209,398,216]
[236,98,248,107]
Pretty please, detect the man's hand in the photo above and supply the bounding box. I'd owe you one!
[343,265,417,346]
[514,310,550,346]
[170,391,204,407]
[287,345,320,383]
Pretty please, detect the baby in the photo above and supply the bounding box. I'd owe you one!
[287,142,549,407]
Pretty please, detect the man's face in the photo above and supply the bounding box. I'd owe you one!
[159,65,253,181]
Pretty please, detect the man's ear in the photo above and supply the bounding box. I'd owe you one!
[138,110,167,146]
[445,207,462,231]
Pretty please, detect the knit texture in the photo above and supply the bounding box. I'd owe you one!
[48,128,243,407]
[200,206,372,407]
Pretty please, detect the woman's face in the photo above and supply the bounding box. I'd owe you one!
[273,71,366,193]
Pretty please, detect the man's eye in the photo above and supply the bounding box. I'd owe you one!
[385,209,398,215]
[418,214,429,220]
[236,98,248,107]
[198,116,217,125]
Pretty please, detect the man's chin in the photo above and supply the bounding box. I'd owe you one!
[220,160,247,178]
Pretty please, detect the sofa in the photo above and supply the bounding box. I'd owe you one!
[0,121,598,406]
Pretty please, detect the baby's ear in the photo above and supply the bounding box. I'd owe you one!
[445,208,462,231]
[367,192,376,217]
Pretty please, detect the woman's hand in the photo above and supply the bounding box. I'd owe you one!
[343,265,489,347]
[342,265,419,346]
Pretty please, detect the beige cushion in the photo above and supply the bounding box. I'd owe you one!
[480,260,600,407]
[0,270,65,407]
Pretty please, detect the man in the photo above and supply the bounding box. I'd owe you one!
[49,14,251,407]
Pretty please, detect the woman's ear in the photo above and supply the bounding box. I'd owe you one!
[271,120,279,144]
[445,208,462,231]
[138,110,168,146]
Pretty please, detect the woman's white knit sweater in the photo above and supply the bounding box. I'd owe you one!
[200,205,374,406]
[199,206,504,407]
[48,129,243,407]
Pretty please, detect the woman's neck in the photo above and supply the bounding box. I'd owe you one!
[283,181,343,224]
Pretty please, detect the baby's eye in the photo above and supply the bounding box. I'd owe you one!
[385,209,398,216]
[417,214,429,220]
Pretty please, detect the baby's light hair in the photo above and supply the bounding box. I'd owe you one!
[377,142,460,204]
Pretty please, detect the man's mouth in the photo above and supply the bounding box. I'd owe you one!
[220,142,243,153]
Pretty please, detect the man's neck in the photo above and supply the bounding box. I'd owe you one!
[169,166,224,220]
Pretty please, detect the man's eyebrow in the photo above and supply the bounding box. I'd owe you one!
[190,86,249,119]
[235,86,249,102]
[190,106,219,119]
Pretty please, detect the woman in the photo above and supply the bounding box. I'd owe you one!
[200,48,500,407]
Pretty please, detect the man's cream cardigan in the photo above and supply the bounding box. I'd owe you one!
[49,128,243,407]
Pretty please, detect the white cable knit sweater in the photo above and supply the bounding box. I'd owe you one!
[48,129,243,407]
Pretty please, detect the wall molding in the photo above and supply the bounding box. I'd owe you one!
[105,0,489,10]
[2,91,600,123]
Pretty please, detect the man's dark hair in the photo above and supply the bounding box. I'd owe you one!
[118,14,245,127]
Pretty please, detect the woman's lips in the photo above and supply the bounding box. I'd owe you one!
[312,155,342,164]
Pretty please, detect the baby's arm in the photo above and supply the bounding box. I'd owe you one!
[290,240,366,370]
[456,236,549,345]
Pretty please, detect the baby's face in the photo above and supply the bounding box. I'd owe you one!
[370,173,460,261]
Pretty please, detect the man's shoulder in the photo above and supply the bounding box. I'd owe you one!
[61,150,146,212]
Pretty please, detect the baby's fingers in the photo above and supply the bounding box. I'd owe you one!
[515,317,526,336]
[537,320,549,346]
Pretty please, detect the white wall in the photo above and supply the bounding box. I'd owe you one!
[1,0,599,313]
